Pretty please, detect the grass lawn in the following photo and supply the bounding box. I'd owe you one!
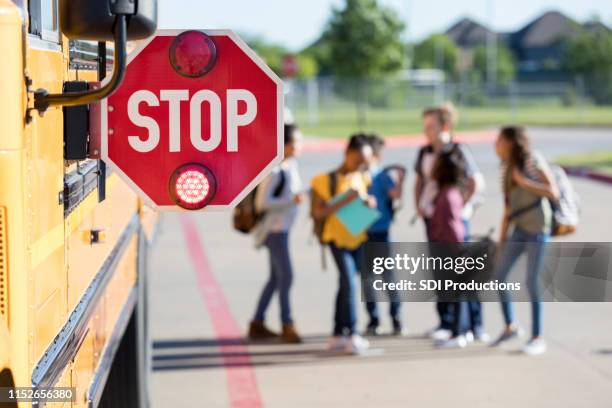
[556,151,612,175]
[294,105,612,138]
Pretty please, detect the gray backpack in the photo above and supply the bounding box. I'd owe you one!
[549,164,580,236]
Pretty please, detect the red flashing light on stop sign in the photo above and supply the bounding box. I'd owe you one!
[169,164,216,210]
[169,30,217,78]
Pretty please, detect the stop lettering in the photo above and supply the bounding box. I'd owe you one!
[127,89,256,153]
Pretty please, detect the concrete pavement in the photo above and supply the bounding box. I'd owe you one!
[149,127,612,408]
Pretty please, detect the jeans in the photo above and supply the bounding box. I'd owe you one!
[426,218,483,334]
[253,232,294,324]
[366,231,401,324]
[462,219,483,334]
[329,244,363,336]
[496,227,549,338]
[425,218,454,331]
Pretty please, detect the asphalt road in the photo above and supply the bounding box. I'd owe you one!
[149,127,612,408]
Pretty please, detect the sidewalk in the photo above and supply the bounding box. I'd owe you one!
[149,127,612,407]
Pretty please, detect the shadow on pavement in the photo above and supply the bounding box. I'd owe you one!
[152,334,501,371]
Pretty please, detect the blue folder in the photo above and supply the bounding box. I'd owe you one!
[331,192,382,236]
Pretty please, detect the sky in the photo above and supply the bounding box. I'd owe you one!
[159,0,612,51]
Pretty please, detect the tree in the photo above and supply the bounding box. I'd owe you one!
[325,0,405,77]
[322,0,406,125]
[412,34,458,80]
[296,54,319,79]
[564,27,612,105]
[247,37,319,79]
[246,36,287,76]
[472,42,516,85]
[301,40,334,77]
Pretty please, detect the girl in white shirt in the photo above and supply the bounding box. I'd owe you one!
[249,124,305,343]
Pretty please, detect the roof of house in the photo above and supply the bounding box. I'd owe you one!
[584,20,611,35]
[445,17,496,47]
[511,11,578,48]
[445,10,610,51]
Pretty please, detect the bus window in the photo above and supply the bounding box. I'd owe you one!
[29,0,59,43]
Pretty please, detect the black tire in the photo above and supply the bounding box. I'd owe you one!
[98,311,140,408]
[0,369,17,408]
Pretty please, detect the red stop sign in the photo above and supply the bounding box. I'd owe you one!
[101,30,283,210]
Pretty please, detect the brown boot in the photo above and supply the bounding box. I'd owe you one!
[248,321,279,341]
[281,323,302,344]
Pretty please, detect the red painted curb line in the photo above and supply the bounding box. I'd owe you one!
[562,166,612,185]
[302,130,497,152]
[181,215,263,408]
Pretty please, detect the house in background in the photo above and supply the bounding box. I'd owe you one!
[445,17,497,73]
[445,10,609,82]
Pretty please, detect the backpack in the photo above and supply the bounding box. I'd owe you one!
[310,171,338,270]
[233,170,286,234]
[507,164,580,237]
[310,171,337,244]
[549,164,580,236]
[381,164,407,221]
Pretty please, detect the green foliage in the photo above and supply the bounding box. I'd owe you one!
[472,43,517,85]
[564,27,612,105]
[323,0,406,78]
[412,34,458,80]
[247,36,319,79]
[246,36,287,76]
[296,54,319,79]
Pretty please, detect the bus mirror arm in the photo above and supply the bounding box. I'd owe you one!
[32,15,127,115]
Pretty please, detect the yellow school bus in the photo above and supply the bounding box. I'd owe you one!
[0,0,156,406]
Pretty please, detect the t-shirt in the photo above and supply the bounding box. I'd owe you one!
[502,151,552,235]
[253,158,302,247]
[414,142,482,220]
[429,186,465,243]
[367,166,396,233]
[311,171,371,250]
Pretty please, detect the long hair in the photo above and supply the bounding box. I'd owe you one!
[432,147,466,188]
[500,126,530,170]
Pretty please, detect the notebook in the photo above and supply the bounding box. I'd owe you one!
[331,192,382,236]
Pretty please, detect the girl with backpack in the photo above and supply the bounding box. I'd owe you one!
[492,126,559,355]
[311,134,377,355]
[248,124,305,343]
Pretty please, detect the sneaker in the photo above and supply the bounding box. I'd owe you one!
[474,330,491,343]
[327,336,348,352]
[436,335,468,349]
[248,321,279,341]
[466,330,491,344]
[491,326,524,347]
[427,327,452,341]
[392,319,407,336]
[522,338,547,356]
[281,323,302,344]
[345,334,370,355]
[364,320,381,336]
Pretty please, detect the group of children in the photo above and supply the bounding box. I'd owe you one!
[246,103,558,356]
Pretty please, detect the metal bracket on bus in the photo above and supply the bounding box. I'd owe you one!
[31,15,127,116]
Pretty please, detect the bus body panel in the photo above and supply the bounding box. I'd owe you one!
[0,0,154,406]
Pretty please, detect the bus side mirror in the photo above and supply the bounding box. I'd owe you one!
[59,0,157,41]
[32,0,157,115]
